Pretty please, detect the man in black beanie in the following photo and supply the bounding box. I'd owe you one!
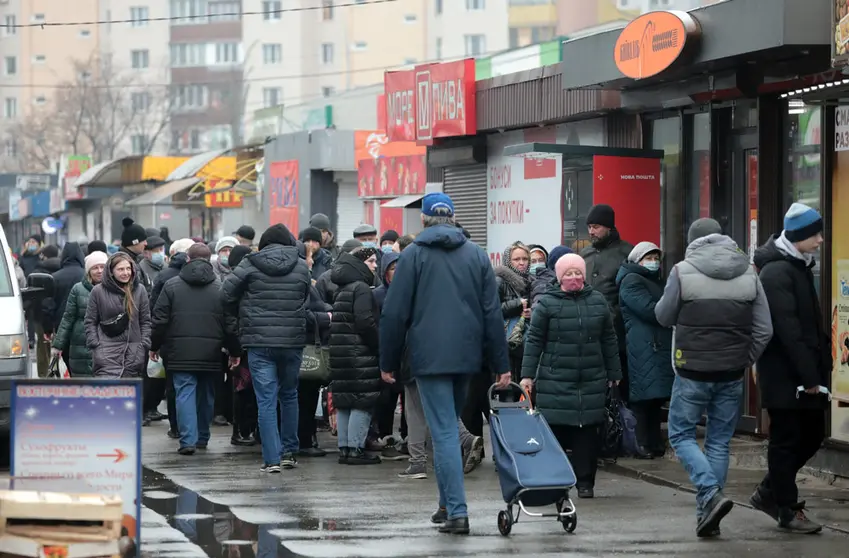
[86,240,108,255]
[222,222,311,472]
[299,226,332,280]
[233,225,256,248]
[380,230,400,252]
[120,217,152,294]
[580,204,634,400]
[309,213,339,261]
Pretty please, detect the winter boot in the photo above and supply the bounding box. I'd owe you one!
[347,448,381,465]
[338,447,350,465]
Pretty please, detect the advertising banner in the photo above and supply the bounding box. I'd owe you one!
[49,188,65,214]
[413,59,476,144]
[205,179,244,209]
[384,70,416,142]
[30,191,51,218]
[269,160,299,232]
[834,0,849,68]
[379,205,404,236]
[592,155,661,247]
[523,126,558,180]
[832,148,849,416]
[63,155,92,201]
[17,197,30,219]
[11,379,143,550]
[354,130,424,163]
[8,189,20,221]
[358,154,426,198]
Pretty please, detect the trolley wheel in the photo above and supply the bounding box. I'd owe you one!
[561,513,577,533]
[497,510,513,536]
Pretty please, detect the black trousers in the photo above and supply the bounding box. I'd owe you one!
[551,424,601,489]
[618,349,630,405]
[759,408,825,508]
[462,370,492,437]
[631,398,666,453]
[375,385,407,439]
[142,357,166,414]
[232,383,257,439]
[298,379,322,449]
[214,357,233,422]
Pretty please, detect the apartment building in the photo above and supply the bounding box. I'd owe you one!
[508,0,558,49]
[556,0,724,35]
[0,0,102,171]
[427,0,509,61]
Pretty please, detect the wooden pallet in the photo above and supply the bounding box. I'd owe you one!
[0,491,123,558]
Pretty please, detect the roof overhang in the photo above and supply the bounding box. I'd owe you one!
[74,156,146,189]
[124,178,201,207]
[504,143,664,166]
[381,194,424,208]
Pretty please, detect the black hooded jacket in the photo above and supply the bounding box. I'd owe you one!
[151,259,240,373]
[221,244,311,348]
[754,235,830,409]
[328,252,381,411]
[150,252,188,309]
[44,243,85,334]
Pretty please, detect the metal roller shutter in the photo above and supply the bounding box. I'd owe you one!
[443,164,487,251]
[336,177,363,243]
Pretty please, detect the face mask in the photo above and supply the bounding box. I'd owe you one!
[529,263,544,275]
[150,252,165,266]
[561,277,584,292]
[641,261,660,272]
[219,255,229,268]
[25,245,36,254]
[381,245,393,254]
[361,241,377,249]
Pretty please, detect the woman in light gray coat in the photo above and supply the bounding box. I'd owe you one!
[84,252,151,378]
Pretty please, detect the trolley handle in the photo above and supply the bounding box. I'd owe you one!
[487,381,533,410]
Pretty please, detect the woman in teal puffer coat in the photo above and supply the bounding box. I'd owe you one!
[521,253,621,499]
[52,252,107,376]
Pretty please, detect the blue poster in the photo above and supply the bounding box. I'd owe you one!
[10,379,143,553]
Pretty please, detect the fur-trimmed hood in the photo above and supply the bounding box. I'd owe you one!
[495,264,530,295]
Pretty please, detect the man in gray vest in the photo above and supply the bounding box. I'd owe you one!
[655,218,773,538]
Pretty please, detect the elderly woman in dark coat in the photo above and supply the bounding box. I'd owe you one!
[520,253,621,499]
[328,247,381,466]
[84,252,151,378]
[616,241,673,459]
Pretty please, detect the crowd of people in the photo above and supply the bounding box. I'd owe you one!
[14,194,831,538]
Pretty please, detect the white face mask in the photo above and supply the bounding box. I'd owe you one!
[641,260,660,272]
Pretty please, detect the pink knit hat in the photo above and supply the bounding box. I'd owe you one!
[555,253,586,281]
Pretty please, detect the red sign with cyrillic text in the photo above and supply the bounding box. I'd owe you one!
[592,155,661,247]
[413,59,476,145]
[384,71,416,142]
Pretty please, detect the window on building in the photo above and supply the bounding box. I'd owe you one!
[131,134,148,155]
[79,29,91,38]
[79,71,91,81]
[321,86,336,97]
[436,0,443,15]
[352,41,367,51]
[466,0,485,10]
[3,98,15,119]
[33,55,46,64]
[170,43,206,66]
[262,43,282,64]
[435,37,442,59]
[130,6,149,26]
[33,96,46,106]
[131,49,149,69]
[321,43,334,64]
[4,56,16,75]
[208,1,240,21]
[263,87,282,108]
[464,34,486,56]
[3,15,15,36]
[170,0,206,25]
[32,14,45,23]
[214,42,239,64]
[190,129,201,150]
[131,92,150,112]
[650,116,682,258]
[206,125,232,149]
[509,27,519,48]
[322,0,334,20]
[4,139,16,157]
[686,112,711,233]
[403,14,417,23]
[262,1,281,20]
[172,84,208,109]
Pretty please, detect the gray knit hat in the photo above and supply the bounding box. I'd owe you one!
[687,218,723,244]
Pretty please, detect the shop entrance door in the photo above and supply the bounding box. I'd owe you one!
[718,129,761,434]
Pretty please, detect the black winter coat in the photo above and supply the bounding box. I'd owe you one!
[581,230,633,350]
[495,265,530,319]
[28,257,60,325]
[754,236,830,409]
[328,252,381,411]
[52,278,95,376]
[150,253,187,309]
[221,244,311,349]
[530,267,556,309]
[19,252,40,277]
[151,259,240,373]
[315,268,336,305]
[521,284,622,426]
[44,242,85,334]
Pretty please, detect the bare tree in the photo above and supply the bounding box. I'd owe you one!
[5,53,173,172]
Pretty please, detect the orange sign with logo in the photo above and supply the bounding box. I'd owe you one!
[613,11,701,80]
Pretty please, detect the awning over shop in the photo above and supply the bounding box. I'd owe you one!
[166,149,232,182]
[381,194,424,208]
[163,143,268,205]
[124,178,201,207]
[74,156,190,189]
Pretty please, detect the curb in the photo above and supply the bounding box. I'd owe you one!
[604,461,849,536]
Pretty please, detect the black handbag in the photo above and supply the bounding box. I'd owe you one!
[100,312,129,338]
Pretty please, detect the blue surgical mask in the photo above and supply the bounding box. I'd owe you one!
[641,261,660,272]
[219,255,229,268]
[361,241,377,249]
[151,252,165,266]
[529,263,544,275]
[381,245,394,254]
[25,245,37,254]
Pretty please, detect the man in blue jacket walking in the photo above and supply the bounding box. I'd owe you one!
[380,193,511,535]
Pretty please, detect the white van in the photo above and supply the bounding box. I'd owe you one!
[0,224,44,432]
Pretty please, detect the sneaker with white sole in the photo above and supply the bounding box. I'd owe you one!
[398,463,427,479]
[281,453,298,469]
[463,436,484,474]
[260,463,281,474]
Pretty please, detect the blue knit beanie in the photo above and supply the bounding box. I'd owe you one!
[547,245,574,270]
[784,202,823,243]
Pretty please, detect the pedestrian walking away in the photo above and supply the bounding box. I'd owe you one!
[222,223,311,473]
[753,202,829,534]
[380,193,511,535]
[655,218,772,538]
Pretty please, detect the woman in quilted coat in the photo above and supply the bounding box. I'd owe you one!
[520,253,621,499]
[616,242,673,459]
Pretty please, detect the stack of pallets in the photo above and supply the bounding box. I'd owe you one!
[0,490,122,558]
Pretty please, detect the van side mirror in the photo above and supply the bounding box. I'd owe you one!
[23,272,55,302]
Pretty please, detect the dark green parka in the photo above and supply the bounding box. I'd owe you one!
[51,278,94,376]
[521,284,622,426]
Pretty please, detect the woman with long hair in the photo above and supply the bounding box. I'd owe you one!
[84,252,151,378]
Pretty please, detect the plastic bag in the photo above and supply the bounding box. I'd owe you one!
[147,359,165,379]
[48,355,70,379]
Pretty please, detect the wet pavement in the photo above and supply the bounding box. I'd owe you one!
[141,422,849,557]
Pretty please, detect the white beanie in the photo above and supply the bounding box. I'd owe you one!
[169,238,195,256]
[215,236,238,254]
[84,251,108,275]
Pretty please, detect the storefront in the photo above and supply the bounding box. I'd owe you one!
[560,0,832,436]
